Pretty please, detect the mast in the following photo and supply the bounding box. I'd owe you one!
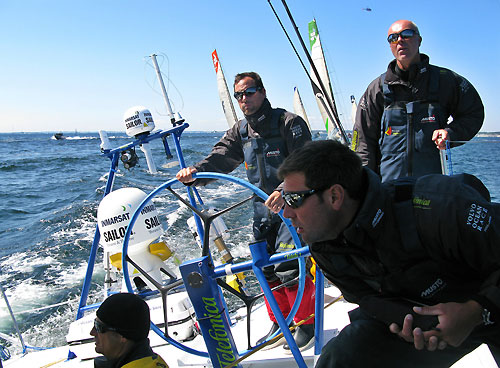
[150,54,176,126]
[212,49,239,128]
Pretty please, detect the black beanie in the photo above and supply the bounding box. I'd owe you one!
[96,293,150,341]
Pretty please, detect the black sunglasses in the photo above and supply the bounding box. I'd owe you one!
[282,189,322,209]
[94,319,118,334]
[234,86,262,101]
[387,29,418,44]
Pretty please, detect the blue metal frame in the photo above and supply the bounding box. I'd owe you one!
[75,123,206,319]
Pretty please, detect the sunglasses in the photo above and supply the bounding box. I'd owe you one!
[282,189,322,209]
[234,86,262,101]
[94,319,118,334]
[387,29,418,44]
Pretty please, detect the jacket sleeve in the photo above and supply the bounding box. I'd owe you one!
[417,179,500,322]
[352,76,385,174]
[191,123,244,186]
[441,69,484,143]
[273,113,312,193]
[283,113,312,154]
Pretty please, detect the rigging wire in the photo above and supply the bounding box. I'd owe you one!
[267,1,314,86]
[143,53,185,116]
[267,0,349,144]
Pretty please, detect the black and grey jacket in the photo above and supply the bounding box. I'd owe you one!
[352,54,484,181]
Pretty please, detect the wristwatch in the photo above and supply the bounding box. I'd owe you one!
[482,308,494,326]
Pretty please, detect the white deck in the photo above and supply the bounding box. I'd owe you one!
[4,286,498,367]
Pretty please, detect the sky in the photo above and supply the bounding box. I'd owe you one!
[1,0,499,133]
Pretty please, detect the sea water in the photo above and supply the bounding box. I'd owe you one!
[0,131,499,352]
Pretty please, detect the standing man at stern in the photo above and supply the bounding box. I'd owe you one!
[278,139,500,367]
[352,20,484,182]
[176,72,315,351]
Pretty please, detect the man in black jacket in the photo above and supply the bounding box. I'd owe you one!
[176,72,315,350]
[352,19,484,182]
[278,139,500,367]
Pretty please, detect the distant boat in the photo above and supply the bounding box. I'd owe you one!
[293,86,312,131]
[212,49,239,128]
[53,132,65,140]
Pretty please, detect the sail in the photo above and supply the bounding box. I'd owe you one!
[350,95,357,128]
[211,49,239,128]
[293,86,311,131]
[308,19,340,138]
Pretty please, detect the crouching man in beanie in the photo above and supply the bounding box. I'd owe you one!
[90,293,168,368]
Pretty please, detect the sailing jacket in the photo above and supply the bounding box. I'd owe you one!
[192,98,311,228]
[310,168,500,327]
[191,98,311,282]
[352,54,484,181]
[192,98,311,191]
[94,339,168,368]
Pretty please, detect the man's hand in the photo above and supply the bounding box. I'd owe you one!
[176,167,197,184]
[432,129,449,150]
[389,300,483,351]
[389,313,445,351]
[265,190,284,213]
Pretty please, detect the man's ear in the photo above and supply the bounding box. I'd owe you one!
[330,184,345,210]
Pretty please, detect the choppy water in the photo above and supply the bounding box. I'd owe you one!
[0,130,499,353]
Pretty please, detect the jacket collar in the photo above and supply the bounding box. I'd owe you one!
[341,168,388,249]
[245,98,273,135]
[385,53,431,85]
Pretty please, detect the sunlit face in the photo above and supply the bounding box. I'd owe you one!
[388,20,421,70]
[234,77,266,116]
[90,318,124,360]
[282,172,338,244]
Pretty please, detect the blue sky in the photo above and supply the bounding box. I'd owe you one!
[1,0,499,133]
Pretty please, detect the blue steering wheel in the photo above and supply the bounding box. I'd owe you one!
[119,172,306,357]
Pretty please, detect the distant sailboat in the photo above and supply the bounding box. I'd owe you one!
[293,86,311,131]
[308,19,342,140]
[211,49,239,128]
[309,19,349,144]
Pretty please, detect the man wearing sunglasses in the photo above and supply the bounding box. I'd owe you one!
[90,293,168,367]
[278,139,500,367]
[352,19,484,182]
[176,71,315,351]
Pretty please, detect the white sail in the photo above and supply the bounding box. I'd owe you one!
[350,95,357,128]
[309,19,343,140]
[212,49,239,128]
[293,86,311,131]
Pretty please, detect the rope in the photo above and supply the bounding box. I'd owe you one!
[40,358,66,368]
[224,295,344,368]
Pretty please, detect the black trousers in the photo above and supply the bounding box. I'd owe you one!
[315,308,500,368]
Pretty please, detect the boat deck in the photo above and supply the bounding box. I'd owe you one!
[4,287,498,368]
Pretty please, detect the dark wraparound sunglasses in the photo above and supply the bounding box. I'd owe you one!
[282,189,323,209]
[387,29,419,44]
[234,86,262,101]
[94,319,118,334]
